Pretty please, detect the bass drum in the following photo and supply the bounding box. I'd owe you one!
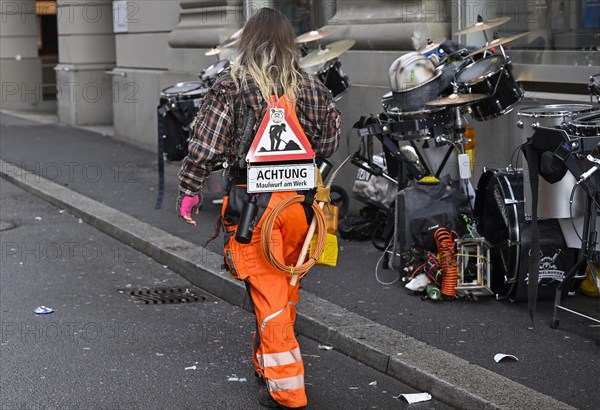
[475,168,578,300]
[474,168,524,297]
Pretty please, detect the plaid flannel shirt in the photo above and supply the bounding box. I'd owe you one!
[178,69,341,195]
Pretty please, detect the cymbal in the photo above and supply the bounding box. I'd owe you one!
[204,39,237,56]
[299,39,355,68]
[418,37,446,54]
[426,93,489,106]
[454,16,511,36]
[465,32,531,58]
[229,27,243,41]
[205,47,222,56]
[296,27,337,44]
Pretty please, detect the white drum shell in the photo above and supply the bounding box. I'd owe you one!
[518,104,594,218]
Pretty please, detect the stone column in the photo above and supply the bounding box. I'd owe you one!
[168,0,244,49]
[55,0,115,125]
[324,0,451,50]
[0,0,43,109]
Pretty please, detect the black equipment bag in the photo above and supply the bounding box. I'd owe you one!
[395,178,470,252]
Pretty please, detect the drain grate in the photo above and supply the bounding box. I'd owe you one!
[118,286,213,304]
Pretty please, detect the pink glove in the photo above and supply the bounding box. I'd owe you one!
[176,192,201,226]
[179,194,200,217]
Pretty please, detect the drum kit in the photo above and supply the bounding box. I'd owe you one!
[368,15,600,300]
[383,15,527,127]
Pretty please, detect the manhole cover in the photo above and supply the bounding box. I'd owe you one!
[118,286,214,304]
[0,221,18,232]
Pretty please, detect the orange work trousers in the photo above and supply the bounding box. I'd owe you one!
[222,190,310,408]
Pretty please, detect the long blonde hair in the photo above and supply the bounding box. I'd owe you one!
[231,8,302,101]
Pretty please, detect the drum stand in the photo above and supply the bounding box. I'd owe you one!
[450,105,476,204]
[550,165,600,329]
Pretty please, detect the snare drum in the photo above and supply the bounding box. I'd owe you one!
[517,104,594,132]
[316,58,350,100]
[570,109,600,136]
[382,104,452,140]
[456,55,524,121]
[517,104,594,218]
[201,59,231,86]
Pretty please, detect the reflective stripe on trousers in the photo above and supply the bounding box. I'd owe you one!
[257,347,302,368]
[267,374,305,392]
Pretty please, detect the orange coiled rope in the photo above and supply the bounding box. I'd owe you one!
[434,227,458,297]
[260,194,327,279]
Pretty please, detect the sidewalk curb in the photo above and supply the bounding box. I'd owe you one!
[1,159,575,410]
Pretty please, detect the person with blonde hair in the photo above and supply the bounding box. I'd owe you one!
[177,7,341,408]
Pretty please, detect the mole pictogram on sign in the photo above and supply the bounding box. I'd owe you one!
[246,99,315,163]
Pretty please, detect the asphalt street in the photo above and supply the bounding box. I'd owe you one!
[1,111,598,409]
[0,179,449,409]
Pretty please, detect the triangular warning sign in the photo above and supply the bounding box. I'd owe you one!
[246,98,315,163]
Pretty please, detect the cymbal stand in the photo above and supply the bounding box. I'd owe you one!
[299,43,309,57]
[474,15,489,43]
[452,105,476,206]
[550,154,600,329]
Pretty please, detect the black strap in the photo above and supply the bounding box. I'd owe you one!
[236,105,257,169]
[396,191,407,270]
[155,104,169,209]
[524,142,539,323]
[434,145,456,180]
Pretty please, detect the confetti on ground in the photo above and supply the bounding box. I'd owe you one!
[33,306,54,314]
[317,344,333,351]
[34,216,42,221]
[394,393,432,404]
[369,381,377,386]
[494,353,519,363]
[227,374,247,382]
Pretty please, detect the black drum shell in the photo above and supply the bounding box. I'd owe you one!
[456,55,524,121]
[474,168,524,296]
[317,59,350,101]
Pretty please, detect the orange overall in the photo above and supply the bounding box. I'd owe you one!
[222,96,314,408]
[222,191,310,408]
